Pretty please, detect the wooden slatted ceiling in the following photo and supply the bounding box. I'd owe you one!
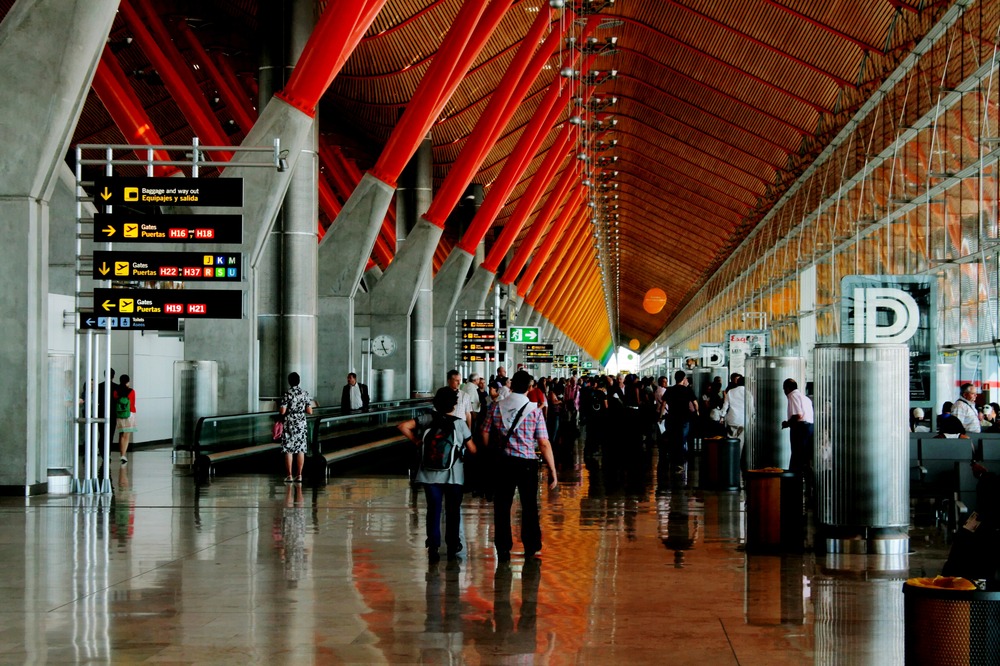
[48,0,951,355]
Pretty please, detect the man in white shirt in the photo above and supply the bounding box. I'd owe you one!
[461,373,483,423]
[781,378,814,502]
[721,373,746,441]
[447,369,473,429]
[952,383,981,434]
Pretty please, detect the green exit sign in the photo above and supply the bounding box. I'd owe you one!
[565,355,579,363]
[508,326,540,343]
[583,361,593,368]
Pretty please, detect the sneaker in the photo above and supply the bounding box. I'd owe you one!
[120,457,128,465]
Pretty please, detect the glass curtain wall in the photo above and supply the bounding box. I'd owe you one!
[659,2,1000,395]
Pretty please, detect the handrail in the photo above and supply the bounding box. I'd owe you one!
[190,397,432,456]
[309,401,433,459]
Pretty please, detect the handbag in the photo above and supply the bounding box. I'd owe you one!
[272,418,284,441]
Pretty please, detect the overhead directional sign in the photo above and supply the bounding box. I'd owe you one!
[92,177,243,207]
[95,213,243,244]
[94,288,243,319]
[462,318,495,328]
[524,342,554,363]
[79,313,179,331]
[583,361,594,368]
[93,251,241,281]
[508,326,540,343]
[565,354,580,364]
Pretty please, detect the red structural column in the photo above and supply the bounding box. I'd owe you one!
[370,0,508,186]
[456,83,571,255]
[92,47,177,176]
[482,124,575,273]
[501,162,581,284]
[121,0,230,152]
[422,7,560,227]
[212,52,259,124]
[525,211,588,306]
[277,0,388,116]
[176,20,256,134]
[539,247,590,314]
[516,186,586,293]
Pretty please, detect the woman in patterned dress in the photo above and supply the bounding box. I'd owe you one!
[279,372,313,482]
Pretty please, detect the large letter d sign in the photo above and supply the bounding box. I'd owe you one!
[853,287,920,344]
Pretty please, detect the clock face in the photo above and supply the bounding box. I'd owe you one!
[372,334,396,357]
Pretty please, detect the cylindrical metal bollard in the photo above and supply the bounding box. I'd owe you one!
[745,357,805,470]
[814,343,909,553]
[172,360,218,458]
[701,437,740,491]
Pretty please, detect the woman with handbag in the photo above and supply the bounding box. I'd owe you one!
[279,372,313,483]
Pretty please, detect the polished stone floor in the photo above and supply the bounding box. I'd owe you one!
[1,437,950,664]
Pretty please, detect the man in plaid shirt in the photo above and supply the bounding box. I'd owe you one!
[482,370,558,562]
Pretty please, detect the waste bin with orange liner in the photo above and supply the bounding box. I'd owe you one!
[903,577,1000,665]
[745,468,803,553]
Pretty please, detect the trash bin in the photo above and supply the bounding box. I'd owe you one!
[903,580,1000,665]
[701,437,741,491]
[745,469,803,553]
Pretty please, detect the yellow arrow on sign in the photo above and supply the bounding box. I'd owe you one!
[102,225,115,237]
[98,262,110,276]
[100,187,112,201]
[101,300,115,311]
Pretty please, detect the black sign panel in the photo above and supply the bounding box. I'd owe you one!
[462,330,496,341]
[94,288,243,319]
[461,342,497,352]
[461,319,495,328]
[95,213,243,244]
[79,312,179,331]
[93,251,241,282]
[92,177,243,207]
[525,343,553,352]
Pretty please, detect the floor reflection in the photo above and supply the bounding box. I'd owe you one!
[0,431,952,663]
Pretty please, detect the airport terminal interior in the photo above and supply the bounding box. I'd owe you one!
[3,0,1000,663]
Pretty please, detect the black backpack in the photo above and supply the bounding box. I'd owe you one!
[421,414,462,471]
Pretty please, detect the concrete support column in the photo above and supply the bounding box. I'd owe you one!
[406,137,434,396]
[254,0,289,401]
[0,0,119,493]
[281,0,319,397]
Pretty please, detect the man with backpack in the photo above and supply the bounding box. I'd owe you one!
[398,387,475,562]
[481,370,559,563]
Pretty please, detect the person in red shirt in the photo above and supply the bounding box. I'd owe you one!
[526,378,548,418]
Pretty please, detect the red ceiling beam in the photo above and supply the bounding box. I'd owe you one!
[422,4,562,228]
[371,0,508,186]
[91,46,178,177]
[456,83,573,254]
[516,192,587,296]
[482,124,575,273]
[176,20,256,134]
[120,0,230,155]
[211,51,259,123]
[501,164,582,284]
[277,0,388,116]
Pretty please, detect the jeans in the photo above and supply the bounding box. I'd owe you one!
[493,456,541,555]
[423,483,464,552]
[662,420,690,464]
